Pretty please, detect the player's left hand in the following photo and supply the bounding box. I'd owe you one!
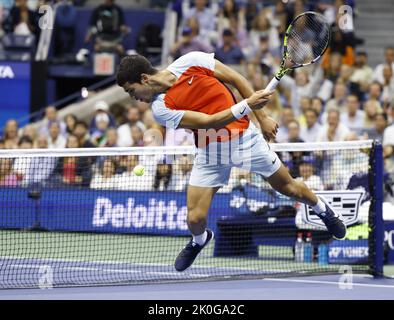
[260,116,279,142]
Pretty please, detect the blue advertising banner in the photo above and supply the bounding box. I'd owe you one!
[328,239,369,264]
[0,62,31,129]
[384,222,394,264]
[0,188,232,236]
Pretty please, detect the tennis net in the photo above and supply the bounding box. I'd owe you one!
[0,140,384,288]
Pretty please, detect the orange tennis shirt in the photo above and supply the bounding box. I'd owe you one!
[151,52,249,147]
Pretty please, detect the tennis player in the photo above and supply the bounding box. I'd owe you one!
[117,51,346,272]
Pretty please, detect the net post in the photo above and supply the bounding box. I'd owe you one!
[370,141,384,277]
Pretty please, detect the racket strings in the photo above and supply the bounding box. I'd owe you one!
[287,13,330,65]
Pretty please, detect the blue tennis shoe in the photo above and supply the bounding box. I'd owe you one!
[316,197,347,239]
[175,229,214,272]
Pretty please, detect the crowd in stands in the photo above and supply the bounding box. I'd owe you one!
[0,0,393,201]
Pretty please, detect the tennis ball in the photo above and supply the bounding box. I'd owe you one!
[133,164,145,176]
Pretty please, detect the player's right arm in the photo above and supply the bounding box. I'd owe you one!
[152,90,273,130]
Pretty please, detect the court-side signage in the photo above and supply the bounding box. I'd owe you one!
[299,190,364,228]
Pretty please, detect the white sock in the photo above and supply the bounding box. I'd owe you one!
[312,198,326,214]
[193,231,207,246]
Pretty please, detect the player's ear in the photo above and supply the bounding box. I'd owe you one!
[140,73,150,85]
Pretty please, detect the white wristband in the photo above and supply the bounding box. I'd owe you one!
[231,100,252,120]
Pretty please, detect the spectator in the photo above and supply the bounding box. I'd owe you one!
[297,156,324,191]
[169,155,193,191]
[39,106,67,137]
[381,64,394,105]
[47,121,67,149]
[341,95,365,132]
[0,158,18,187]
[109,103,127,126]
[89,101,116,136]
[311,97,324,122]
[103,127,118,147]
[21,124,37,142]
[118,155,154,191]
[85,0,130,55]
[368,81,383,103]
[117,105,146,147]
[24,135,57,187]
[297,96,312,127]
[52,134,91,187]
[171,21,212,59]
[259,91,282,123]
[367,113,388,142]
[249,10,280,54]
[325,82,348,113]
[350,51,373,93]
[3,119,19,149]
[287,119,303,143]
[372,47,394,85]
[153,163,172,191]
[2,0,38,36]
[13,135,33,182]
[300,108,322,143]
[214,28,244,65]
[64,114,78,135]
[364,99,382,129]
[317,107,350,142]
[90,112,112,147]
[183,0,216,43]
[130,125,144,147]
[276,107,295,143]
[90,158,118,190]
[248,33,278,75]
[73,120,95,148]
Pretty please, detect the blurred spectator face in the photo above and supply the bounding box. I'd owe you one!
[375,113,387,133]
[136,101,150,114]
[49,122,60,139]
[311,98,323,116]
[329,53,342,74]
[130,125,143,145]
[300,97,311,114]
[66,135,79,148]
[74,123,88,140]
[299,162,314,180]
[179,155,193,174]
[255,12,270,31]
[127,107,141,124]
[364,100,380,118]
[295,70,308,86]
[186,16,200,36]
[195,0,207,10]
[157,164,171,176]
[102,159,116,178]
[369,83,382,99]
[281,108,295,126]
[5,120,18,140]
[126,155,138,171]
[334,83,347,99]
[355,53,367,67]
[19,138,33,149]
[305,109,318,128]
[346,95,359,115]
[327,110,340,128]
[383,65,393,83]
[340,65,353,81]
[45,106,57,122]
[36,135,48,148]
[0,158,12,176]
[385,48,394,64]
[95,113,110,131]
[106,128,118,146]
[223,30,235,47]
[224,0,235,12]
[288,121,300,141]
[65,115,77,133]
[22,124,36,140]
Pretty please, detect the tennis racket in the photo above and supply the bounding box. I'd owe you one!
[265,11,331,91]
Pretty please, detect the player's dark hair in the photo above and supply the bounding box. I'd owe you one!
[117,55,158,87]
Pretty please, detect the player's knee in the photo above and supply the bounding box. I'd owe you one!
[187,209,207,226]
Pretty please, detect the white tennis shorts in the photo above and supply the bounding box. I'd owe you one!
[189,122,282,187]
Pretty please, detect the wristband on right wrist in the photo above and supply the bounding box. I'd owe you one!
[230,99,252,120]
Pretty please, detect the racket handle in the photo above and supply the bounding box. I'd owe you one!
[265,77,280,92]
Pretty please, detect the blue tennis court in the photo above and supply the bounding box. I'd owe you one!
[1,274,394,300]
